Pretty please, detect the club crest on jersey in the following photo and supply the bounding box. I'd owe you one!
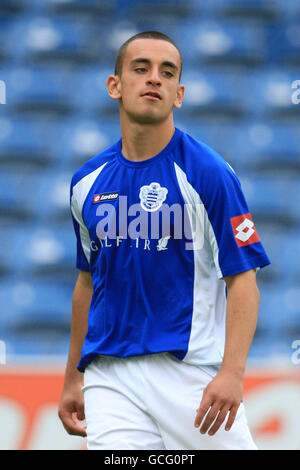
[139,182,168,212]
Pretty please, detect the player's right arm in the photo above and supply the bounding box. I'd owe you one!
[58,270,93,437]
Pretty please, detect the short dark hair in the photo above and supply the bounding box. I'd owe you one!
[114,30,182,82]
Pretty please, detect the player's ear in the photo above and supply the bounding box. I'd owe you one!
[173,84,184,109]
[106,75,122,100]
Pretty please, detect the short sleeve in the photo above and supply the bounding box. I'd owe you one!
[201,161,271,279]
[70,180,91,272]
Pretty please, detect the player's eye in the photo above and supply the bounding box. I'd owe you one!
[162,71,173,77]
[135,67,147,73]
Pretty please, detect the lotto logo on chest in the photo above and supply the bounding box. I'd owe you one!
[230,213,260,247]
[93,192,119,203]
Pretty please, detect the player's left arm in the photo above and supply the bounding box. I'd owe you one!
[194,268,259,435]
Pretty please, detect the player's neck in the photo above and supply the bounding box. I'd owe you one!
[120,118,175,162]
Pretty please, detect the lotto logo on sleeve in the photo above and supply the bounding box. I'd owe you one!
[230,213,260,247]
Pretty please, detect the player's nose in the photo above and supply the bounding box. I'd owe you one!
[146,67,161,86]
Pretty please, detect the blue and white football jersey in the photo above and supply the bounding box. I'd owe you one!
[70,127,270,372]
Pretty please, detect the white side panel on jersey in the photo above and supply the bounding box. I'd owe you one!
[174,163,205,251]
[173,162,225,365]
[71,162,108,264]
[173,162,222,276]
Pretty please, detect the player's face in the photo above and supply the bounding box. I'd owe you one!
[115,39,184,124]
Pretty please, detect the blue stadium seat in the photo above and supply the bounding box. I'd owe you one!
[238,174,300,227]
[257,284,300,340]
[273,0,300,19]
[0,18,13,62]
[256,287,286,336]
[0,172,34,222]
[248,69,300,117]
[45,0,115,16]
[25,170,73,222]
[53,117,121,170]
[1,169,74,222]
[71,66,117,115]
[0,0,28,15]
[273,232,300,284]
[0,244,11,279]
[249,335,293,362]
[9,16,100,64]
[0,117,56,170]
[198,0,279,20]
[0,169,74,223]
[91,21,140,63]
[2,330,70,357]
[4,280,73,330]
[221,122,300,173]
[120,0,197,19]
[0,223,77,281]
[267,22,300,65]
[0,281,71,363]
[0,66,75,116]
[170,20,267,66]
[0,279,73,356]
[256,229,300,285]
[180,69,248,118]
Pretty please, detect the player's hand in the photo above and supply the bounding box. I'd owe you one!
[58,383,87,437]
[194,369,243,436]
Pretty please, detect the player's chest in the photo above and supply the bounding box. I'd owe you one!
[83,164,187,235]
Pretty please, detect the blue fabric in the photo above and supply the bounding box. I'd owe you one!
[70,127,270,372]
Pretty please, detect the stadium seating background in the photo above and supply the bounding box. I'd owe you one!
[0,0,300,452]
[0,2,299,370]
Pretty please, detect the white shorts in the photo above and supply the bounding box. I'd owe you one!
[82,353,257,450]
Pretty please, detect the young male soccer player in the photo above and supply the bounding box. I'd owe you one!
[58,31,270,450]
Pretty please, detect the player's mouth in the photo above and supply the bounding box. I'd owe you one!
[141,91,162,101]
